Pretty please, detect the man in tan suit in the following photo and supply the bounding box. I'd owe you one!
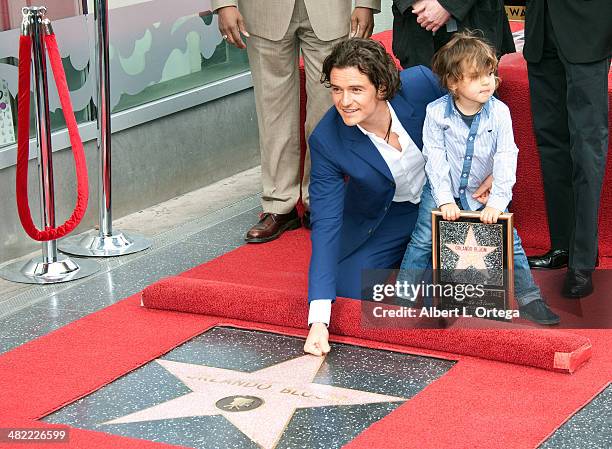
[211,0,381,242]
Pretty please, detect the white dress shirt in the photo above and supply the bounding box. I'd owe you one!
[308,102,425,325]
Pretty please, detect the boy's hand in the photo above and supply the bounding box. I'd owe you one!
[480,206,502,224]
[440,203,461,221]
[304,323,330,356]
[473,175,493,204]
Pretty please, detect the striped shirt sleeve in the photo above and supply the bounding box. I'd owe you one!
[422,106,455,207]
[487,104,518,212]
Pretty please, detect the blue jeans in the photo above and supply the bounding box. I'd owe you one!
[398,182,541,306]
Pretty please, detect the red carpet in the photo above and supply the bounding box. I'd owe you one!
[143,275,591,373]
[0,418,185,449]
[0,235,610,448]
[509,21,525,33]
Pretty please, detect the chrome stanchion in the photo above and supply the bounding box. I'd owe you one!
[59,0,152,257]
[1,7,99,284]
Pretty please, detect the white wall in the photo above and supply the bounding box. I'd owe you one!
[373,0,394,34]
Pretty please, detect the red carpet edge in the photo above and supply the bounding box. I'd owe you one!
[0,293,610,448]
[142,276,591,374]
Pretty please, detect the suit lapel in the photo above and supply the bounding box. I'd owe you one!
[390,96,424,150]
[339,119,394,182]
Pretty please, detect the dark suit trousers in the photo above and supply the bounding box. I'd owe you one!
[391,4,453,69]
[527,11,611,270]
[336,200,419,300]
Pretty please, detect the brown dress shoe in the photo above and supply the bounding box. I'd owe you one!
[245,208,300,243]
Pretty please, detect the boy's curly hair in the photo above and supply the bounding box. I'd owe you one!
[431,30,500,93]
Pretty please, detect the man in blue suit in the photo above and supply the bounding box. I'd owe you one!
[303,38,447,355]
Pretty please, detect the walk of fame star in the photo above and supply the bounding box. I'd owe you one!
[445,225,497,270]
[103,355,406,449]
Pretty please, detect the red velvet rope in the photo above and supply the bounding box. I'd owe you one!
[16,34,89,242]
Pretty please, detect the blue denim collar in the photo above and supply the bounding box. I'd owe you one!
[444,94,492,119]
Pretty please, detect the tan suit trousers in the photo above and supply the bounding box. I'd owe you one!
[247,0,347,213]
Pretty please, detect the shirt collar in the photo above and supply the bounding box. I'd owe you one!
[481,97,492,118]
[444,94,454,118]
[356,102,400,138]
[444,94,492,119]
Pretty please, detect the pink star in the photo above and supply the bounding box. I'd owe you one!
[445,226,497,270]
[104,355,405,449]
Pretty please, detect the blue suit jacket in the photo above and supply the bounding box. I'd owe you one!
[308,65,445,301]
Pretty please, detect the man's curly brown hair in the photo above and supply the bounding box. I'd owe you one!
[320,38,401,100]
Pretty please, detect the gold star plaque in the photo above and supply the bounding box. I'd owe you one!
[432,210,516,320]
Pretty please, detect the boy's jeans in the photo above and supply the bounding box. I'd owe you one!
[398,182,541,307]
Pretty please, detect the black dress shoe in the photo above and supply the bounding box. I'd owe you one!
[562,269,594,298]
[519,299,560,325]
[302,211,311,230]
[527,249,569,269]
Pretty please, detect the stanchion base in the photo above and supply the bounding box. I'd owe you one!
[58,230,152,257]
[0,254,100,284]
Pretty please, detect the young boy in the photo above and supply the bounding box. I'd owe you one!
[399,31,559,325]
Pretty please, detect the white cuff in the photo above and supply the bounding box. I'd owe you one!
[308,300,332,326]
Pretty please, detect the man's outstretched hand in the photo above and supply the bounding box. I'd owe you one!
[304,323,330,356]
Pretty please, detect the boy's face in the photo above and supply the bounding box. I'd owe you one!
[448,64,496,111]
[329,66,384,127]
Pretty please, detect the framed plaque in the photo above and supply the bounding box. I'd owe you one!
[432,211,516,321]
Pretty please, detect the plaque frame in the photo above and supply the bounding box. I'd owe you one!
[431,210,516,315]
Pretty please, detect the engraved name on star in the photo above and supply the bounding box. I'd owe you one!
[103,355,406,449]
[445,225,497,270]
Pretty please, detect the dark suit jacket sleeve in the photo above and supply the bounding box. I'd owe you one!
[525,0,612,64]
[307,131,345,302]
[438,0,479,21]
[394,0,478,18]
[392,0,414,15]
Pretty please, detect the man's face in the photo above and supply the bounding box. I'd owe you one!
[329,67,382,127]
